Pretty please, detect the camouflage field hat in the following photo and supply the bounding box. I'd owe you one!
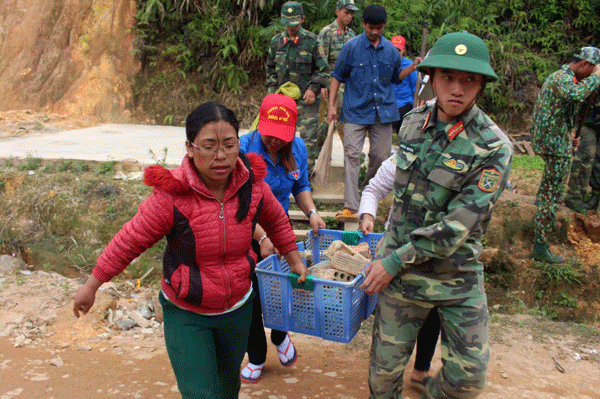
[417,31,498,82]
[281,2,304,27]
[574,47,600,65]
[337,0,359,11]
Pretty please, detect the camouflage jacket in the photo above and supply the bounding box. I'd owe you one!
[531,65,600,157]
[317,20,355,80]
[266,28,329,96]
[378,103,513,301]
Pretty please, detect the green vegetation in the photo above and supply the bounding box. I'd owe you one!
[133,0,599,131]
[512,155,546,171]
[97,160,116,175]
[148,147,169,167]
[18,156,42,171]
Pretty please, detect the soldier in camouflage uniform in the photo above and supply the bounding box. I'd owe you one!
[317,0,359,142]
[360,32,513,399]
[318,0,358,75]
[266,1,330,172]
[530,47,600,264]
[564,90,600,213]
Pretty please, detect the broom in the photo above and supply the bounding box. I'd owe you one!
[312,120,335,186]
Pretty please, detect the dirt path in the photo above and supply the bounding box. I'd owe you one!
[1,268,599,399]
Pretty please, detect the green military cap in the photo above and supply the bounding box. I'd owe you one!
[417,31,498,82]
[337,0,359,11]
[574,47,600,66]
[281,1,304,27]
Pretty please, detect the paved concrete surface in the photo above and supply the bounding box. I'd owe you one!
[0,124,347,168]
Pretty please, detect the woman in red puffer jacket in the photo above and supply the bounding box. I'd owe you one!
[72,102,308,399]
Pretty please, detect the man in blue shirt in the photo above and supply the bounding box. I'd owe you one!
[327,4,403,220]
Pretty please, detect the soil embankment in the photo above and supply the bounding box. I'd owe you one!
[0,0,138,122]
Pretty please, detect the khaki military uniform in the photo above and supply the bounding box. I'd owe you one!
[318,21,355,74]
[369,103,513,398]
[266,28,329,170]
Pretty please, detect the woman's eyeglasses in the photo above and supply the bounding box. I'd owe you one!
[190,141,239,156]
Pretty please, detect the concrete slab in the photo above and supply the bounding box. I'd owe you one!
[0,123,349,168]
[0,124,189,166]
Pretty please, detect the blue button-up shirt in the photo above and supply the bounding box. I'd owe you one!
[239,130,311,212]
[332,33,402,124]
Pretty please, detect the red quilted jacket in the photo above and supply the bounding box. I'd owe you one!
[92,154,298,314]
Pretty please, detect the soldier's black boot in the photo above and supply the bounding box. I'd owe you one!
[531,241,564,264]
[585,193,600,211]
[563,198,587,214]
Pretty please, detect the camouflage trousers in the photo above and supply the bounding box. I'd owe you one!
[565,126,597,203]
[296,98,322,172]
[533,155,570,243]
[369,293,489,399]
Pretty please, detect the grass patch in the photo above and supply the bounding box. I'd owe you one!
[511,154,545,171]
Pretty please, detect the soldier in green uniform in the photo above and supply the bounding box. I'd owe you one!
[318,0,358,76]
[317,0,359,143]
[360,32,513,399]
[266,1,330,172]
[530,47,600,264]
[564,90,600,213]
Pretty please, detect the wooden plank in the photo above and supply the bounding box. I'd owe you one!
[293,229,309,241]
[343,221,359,231]
[521,141,536,156]
[290,193,344,205]
[509,136,526,154]
[288,210,337,221]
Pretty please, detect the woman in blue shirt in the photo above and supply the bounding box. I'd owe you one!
[390,35,422,134]
[239,94,326,383]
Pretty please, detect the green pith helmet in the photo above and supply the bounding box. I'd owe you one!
[417,31,498,82]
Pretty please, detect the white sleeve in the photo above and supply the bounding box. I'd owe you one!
[358,156,395,218]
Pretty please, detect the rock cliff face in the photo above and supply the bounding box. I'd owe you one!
[0,0,138,122]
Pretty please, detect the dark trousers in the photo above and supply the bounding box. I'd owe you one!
[414,307,441,372]
[246,241,287,365]
[392,103,414,135]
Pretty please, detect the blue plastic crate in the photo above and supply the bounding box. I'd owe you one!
[255,229,382,343]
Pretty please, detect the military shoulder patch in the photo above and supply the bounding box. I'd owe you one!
[478,168,502,193]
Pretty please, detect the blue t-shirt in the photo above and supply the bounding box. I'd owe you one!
[393,57,418,108]
[239,130,311,212]
[332,33,402,124]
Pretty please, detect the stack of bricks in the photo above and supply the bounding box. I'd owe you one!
[309,240,372,282]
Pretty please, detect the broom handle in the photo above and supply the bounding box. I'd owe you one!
[413,21,429,108]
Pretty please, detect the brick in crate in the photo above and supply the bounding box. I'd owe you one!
[255,229,382,343]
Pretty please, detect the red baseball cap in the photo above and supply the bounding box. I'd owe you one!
[258,94,297,143]
[391,35,406,51]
